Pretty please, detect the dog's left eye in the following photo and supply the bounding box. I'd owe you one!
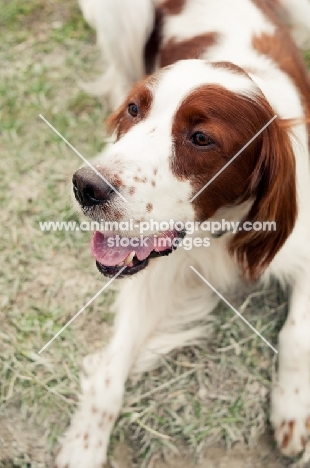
[128,103,139,117]
[191,132,213,147]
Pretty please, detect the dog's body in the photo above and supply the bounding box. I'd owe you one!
[55,1,310,467]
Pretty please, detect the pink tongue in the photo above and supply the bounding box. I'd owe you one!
[91,231,174,266]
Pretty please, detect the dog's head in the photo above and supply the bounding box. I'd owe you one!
[73,60,297,279]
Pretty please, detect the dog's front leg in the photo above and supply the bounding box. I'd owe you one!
[55,272,164,468]
[271,276,310,456]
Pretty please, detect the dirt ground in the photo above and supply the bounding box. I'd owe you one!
[113,439,294,468]
[1,408,308,468]
[0,408,302,468]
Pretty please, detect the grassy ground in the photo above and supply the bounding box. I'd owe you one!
[1,1,310,467]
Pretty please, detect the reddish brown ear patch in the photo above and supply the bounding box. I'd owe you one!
[171,81,296,279]
[106,81,154,139]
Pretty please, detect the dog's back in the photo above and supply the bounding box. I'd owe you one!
[78,0,310,111]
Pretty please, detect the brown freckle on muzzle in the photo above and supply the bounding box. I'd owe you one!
[146,203,153,213]
[112,174,124,188]
[133,175,147,183]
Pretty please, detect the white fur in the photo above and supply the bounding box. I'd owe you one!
[56,1,310,467]
[78,0,155,108]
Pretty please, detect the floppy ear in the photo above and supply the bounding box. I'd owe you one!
[229,117,297,280]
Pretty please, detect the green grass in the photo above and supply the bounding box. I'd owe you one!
[0,1,310,467]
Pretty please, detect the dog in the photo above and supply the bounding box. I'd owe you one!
[55,1,310,467]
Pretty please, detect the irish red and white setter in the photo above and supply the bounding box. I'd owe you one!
[55,0,310,466]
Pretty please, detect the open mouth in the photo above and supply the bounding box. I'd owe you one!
[91,229,186,278]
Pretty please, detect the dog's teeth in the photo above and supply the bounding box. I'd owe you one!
[117,261,125,267]
[124,251,135,266]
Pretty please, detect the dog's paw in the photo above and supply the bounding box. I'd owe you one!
[55,405,111,468]
[271,385,310,456]
[55,365,122,468]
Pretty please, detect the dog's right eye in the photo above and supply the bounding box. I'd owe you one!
[128,103,139,117]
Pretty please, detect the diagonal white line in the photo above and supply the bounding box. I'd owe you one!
[39,114,128,203]
[190,266,278,354]
[38,266,127,354]
[190,115,277,202]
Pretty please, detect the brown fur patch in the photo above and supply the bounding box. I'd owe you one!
[129,187,136,195]
[171,81,297,280]
[252,0,287,22]
[281,433,290,449]
[160,33,219,68]
[160,0,187,15]
[280,420,296,450]
[251,2,310,143]
[106,79,154,139]
[146,203,153,212]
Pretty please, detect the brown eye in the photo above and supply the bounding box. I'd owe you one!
[191,132,213,147]
[128,103,139,117]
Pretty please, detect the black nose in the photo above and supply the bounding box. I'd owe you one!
[72,167,115,206]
